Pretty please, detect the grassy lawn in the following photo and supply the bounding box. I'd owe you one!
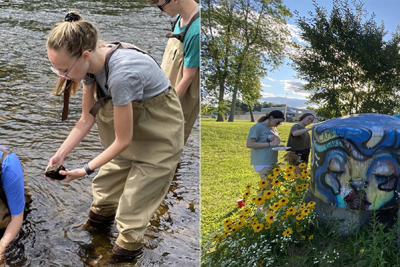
[201,118,293,241]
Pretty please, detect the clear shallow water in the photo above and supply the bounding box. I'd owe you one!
[0,1,199,266]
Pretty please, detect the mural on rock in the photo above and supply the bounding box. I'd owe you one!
[311,113,400,210]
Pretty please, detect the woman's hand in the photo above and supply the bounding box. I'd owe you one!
[44,154,65,180]
[59,167,87,182]
[46,154,64,169]
[0,240,7,264]
[269,136,281,146]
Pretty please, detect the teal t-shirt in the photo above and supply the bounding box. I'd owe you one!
[174,8,200,68]
[247,123,279,166]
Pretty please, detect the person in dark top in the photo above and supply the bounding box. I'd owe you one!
[286,113,315,174]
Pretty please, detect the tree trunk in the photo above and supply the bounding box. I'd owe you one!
[229,85,239,122]
[249,105,255,122]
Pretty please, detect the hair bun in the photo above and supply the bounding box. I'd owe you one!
[64,12,79,22]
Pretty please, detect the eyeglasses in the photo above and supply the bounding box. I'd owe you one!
[50,50,91,80]
[157,0,171,11]
[50,56,80,80]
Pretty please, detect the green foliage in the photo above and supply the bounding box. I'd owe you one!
[291,0,400,119]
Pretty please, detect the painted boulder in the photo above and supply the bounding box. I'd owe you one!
[311,113,400,211]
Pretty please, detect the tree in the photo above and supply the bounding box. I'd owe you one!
[291,0,400,119]
[202,0,292,122]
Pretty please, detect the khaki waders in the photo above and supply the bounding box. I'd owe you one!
[161,37,200,144]
[91,88,184,251]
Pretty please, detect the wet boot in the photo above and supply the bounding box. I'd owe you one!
[108,244,143,263]
[82,210,115,231]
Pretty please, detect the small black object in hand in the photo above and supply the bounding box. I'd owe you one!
[45,164,67,180]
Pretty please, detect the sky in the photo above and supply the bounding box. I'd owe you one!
[261,0,400,109]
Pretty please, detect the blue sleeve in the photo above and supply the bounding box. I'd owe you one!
[1,153,25,215]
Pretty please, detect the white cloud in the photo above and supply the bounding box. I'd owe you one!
[261,82,272,88]
[258,96,316,109]
[265,77,275,82]
[260,90,274,98]
[280,79,310,96]
[288,23,305,44]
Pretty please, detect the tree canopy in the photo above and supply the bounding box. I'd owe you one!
[291,0,400,119]
[201,0,292,121]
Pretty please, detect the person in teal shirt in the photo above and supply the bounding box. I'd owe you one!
[148,0,200,144]
[247,111,285,180]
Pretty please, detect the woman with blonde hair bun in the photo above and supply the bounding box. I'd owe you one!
[45,11,184,263]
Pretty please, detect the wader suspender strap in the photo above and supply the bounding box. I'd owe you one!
[89,42,161,117]
[166,12,199,43]
[0,148,11,208]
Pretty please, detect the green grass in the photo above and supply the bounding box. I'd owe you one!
[201,118,292,241]
[201,118,400,267]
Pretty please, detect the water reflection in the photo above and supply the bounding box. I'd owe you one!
[0,1,199,266]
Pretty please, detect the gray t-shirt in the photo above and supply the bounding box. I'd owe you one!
[247,122,279,166]
[83,43,170,106]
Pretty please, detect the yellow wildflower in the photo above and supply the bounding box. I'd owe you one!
[273,167,282,174]
[213,234,220,242]
[255,196,265,206]
[236,220,245,229]
[286,206,297,215]
[281,188,290,194]
[300,235,306,240]
[265,223,271,230]
[238,214,247,220]
[282,227,293,237]
[265,212,277,224]
[309,235,314,240]
[302,208,311,216]
[298,162,307,169]
[285,165,295,172]
[242,207,251,214]
[253,223,263,233]
[223,218,232,227]
[245,184,252,190]
[296,213,304,220]
[283,173,294,179]
[263,189,275,199]
[271,202,281,211]
[281,215,288,221]
[258,180,269,188]
[271,179,282,187]
[278,198,289,206]
[267,173,276,179]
